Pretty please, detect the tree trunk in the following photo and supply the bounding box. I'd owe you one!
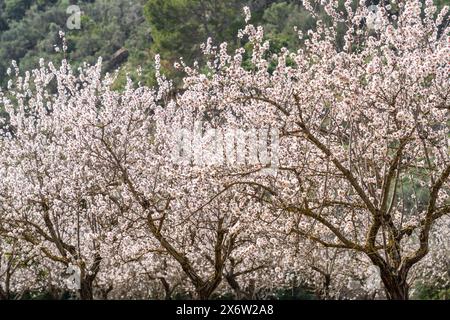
[196,291,209,300]
[0,286,9,300]
[78,254,102,300]
[196,286,215,300]
[100,285,113,300]
[321,274,331,300]
[380,270,409,300]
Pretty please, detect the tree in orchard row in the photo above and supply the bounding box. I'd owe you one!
[0,52,288,299]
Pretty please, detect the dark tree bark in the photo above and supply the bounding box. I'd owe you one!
[379,269,409,300]
[79,278,94,300]
[100,285,113,300]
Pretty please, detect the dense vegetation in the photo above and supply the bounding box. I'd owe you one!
[0,0,448,300]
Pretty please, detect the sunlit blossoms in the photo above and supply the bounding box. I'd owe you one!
[0,0,448,300]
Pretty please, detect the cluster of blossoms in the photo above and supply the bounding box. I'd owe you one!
[0,1,448,300]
